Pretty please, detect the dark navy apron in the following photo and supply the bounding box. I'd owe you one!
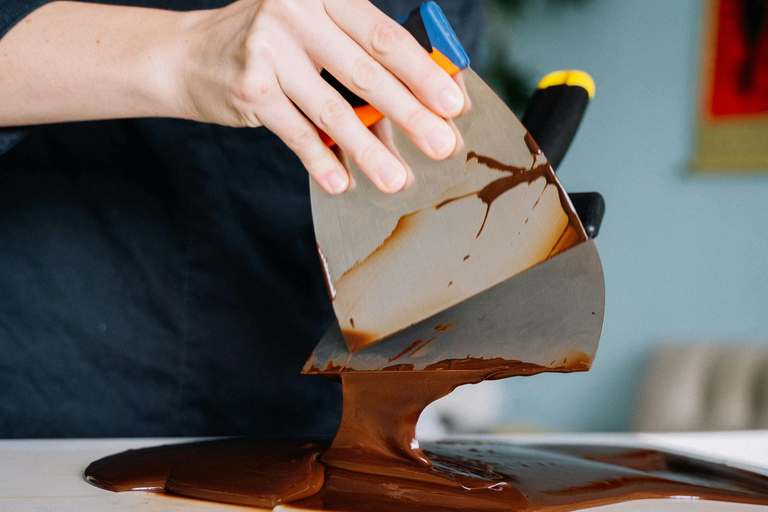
[0,0,484,438]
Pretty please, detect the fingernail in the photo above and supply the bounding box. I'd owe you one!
[428,125,456,158]
[378,162,406,192]
[325,171,348,194]
[440,87,464,115]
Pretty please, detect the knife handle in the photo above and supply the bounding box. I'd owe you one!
[319,2,470,146]
[521,70,595,171]
[521,71,603,239]
[568,192,604,239]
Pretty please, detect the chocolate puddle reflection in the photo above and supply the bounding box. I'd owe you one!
[86,369,768,511]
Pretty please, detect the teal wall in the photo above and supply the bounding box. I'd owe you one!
[497,0,768,431]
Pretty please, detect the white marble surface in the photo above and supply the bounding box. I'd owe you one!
[2,432,768,511]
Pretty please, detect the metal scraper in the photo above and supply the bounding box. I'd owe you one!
[305,239,603,375]
[310,2,601,358]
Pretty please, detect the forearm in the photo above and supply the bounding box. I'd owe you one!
[0,0,467,195]
[0,1,190,126]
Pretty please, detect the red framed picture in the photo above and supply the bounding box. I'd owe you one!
[695,0,768,172]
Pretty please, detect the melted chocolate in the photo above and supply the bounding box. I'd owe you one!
[335,210,424,352]
[86,368,768,511]
[524,131,543,158]
[339,328,379,353]
[433,148,584,247]
[462,151,584,250]
[421,353,592,373]
[386,323,456,363]
[86,439,327,507]
[317,244,336,301]
[388,338,427,363]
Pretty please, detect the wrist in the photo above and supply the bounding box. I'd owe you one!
[131,8,199,120]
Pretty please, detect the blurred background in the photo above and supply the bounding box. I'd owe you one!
[420,0,768,437]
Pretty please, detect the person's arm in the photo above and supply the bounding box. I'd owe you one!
[0,0,466,194]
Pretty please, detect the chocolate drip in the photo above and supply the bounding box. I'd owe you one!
[387,323,457,363]
[435,148,584,245]
[317,244,336,301]
[86,348,768,512]
[422,352,592,374]
[387,338,425,362]
[524,131,543,157]
[463,151,582,243]
[339,328,378,353]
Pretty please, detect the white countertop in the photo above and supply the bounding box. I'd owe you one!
[2,432,768,511]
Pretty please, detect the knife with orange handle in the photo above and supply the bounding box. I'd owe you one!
[318,2,469,146]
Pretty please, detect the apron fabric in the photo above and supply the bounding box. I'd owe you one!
[0,0,485,438]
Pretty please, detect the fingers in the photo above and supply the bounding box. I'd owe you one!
[369,118,415,189]
[324,0,465,118]
[279,52,407,193]
[236,0,470,194]
[446,118,464,158]
[306,17,457,161]
[253,76,350,194]
[453,71,471,115]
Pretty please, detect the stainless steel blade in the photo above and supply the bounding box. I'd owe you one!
[303,239,604,375]
[310,69,588,353]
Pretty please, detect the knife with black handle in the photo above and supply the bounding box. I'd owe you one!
[522,70,604,239]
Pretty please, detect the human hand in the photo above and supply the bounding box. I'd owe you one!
[178,0,467,194]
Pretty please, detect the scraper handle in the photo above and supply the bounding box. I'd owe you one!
[522,70,595,171]
[319,2,470,146]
